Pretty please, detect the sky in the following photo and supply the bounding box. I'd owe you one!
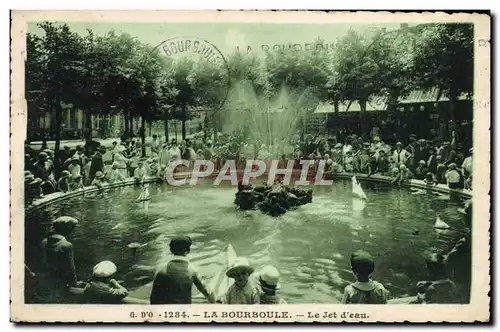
[28,21,404,55]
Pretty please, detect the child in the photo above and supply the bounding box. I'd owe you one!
[108,162,126,184]
[254,265,287,304]
[90,171,106,189]
[414,253,458,304]
[342,250,388,304]
[424,172,436,187]
[344,151,354,172]
[57,170,71,193]
[82,260,129,304]
[150,235,214,304]
[69,174,84,191]
[134,159,148,182]
[224,257,260,304]
[128,151,139,178]
[42,216,82,289]
[444,163,461,189]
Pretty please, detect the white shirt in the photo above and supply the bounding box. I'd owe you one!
[168,147,181,160]
[392,149,408,165]
[445,170,461,183]
[462,156,473,174]
[68,164,81,177]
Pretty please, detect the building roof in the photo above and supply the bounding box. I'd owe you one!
[313,88,471,114]
[314,96,387,114]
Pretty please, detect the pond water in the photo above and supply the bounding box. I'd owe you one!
[25,178,470,304]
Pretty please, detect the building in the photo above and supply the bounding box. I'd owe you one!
[311,88,472,140]
[27,103,204,142]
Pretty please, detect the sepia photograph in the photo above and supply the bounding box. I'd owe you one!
[10,10,490,323]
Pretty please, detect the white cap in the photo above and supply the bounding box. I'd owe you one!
[257,265,281,289]
[93,261,117,278]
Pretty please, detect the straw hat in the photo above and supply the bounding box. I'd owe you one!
[226,257,254,278]
[255,265,281,291]
[95,171,105,179]
[92,261,117,278]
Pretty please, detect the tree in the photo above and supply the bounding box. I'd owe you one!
[168,58,197,140]
[26,33,49,141]
[369,27,418,110]
[188,57,230,138]
[265,39,330,98]
[27,22,88,176]
[412,23,473,121]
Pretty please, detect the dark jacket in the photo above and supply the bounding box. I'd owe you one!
[42,234,77,287]
[82,280,128,304]
[89,152,103,180]
[150,256,206,304]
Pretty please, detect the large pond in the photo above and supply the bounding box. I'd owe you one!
[25,178,470,304]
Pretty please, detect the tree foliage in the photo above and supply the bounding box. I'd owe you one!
[412,23,473,99]
[26,21,474,146]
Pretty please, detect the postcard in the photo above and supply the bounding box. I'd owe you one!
[10,10,490,323]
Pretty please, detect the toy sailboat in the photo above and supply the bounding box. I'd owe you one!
[137,183,151,202]
[434,215,451,229]
[352,176,368,200]
[352,198,366,212]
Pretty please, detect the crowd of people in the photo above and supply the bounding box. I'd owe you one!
[24,125,473,206]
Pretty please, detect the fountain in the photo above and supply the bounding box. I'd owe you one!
[221,81,320,155]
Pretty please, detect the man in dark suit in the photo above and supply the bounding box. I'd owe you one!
[89,145,107,182]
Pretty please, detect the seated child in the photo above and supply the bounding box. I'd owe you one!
[82,260,129,304]
[254,265,287,304]
[424,172,437,187]
[224,257,260,304]
[90,171,106,189]
[414,253,458,304]
[342,250,388,304]
[69,174,84,191]
[57,170,71,193]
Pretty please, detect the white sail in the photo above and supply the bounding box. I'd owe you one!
[352,176,368,200]
[352,197,366,211]
[434,216,451,229]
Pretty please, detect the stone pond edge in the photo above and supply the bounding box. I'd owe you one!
[25,172,473,214]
